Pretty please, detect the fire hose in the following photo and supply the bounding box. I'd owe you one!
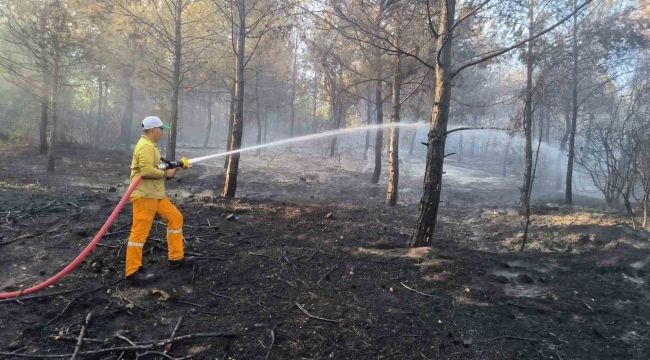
[0,158,189,299]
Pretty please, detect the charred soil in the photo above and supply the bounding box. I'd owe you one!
[1,145,649,359]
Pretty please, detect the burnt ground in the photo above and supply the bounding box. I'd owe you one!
[1,144,650,360]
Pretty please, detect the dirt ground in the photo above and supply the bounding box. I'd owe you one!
[1,143,650,360]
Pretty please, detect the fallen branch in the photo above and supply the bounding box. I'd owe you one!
[70,312,92,360]
[163,316,184,354]
[176,300,206,308]
[276,331,303,350]
[317,265,338,288]
[400,282,442,299]
[249,252,270,258]
[196,310,248,317]
[0,333,239,358]
[304,248,320,262]
[0,287,83,305]
[265,326,276,360]
[474,335,539,344]
[295,303,338,324]
[44,279,123,327]
[204,290,233,300]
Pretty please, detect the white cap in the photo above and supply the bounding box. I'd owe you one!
[141,116,170,130]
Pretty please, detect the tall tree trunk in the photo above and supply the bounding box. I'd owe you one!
[386,49,402,206]
[255,69,263,156]
[584,112,593,156]
[556,97,571,188]
[288,40,297,151]
[409,0,456,247]
[409,127,417,156]
[458,133,463,164]
[121,79,134,147]
[222,0,246,198]
[520,0,535,213]
[503,136,512,176]
[328,66,342,157]
[204,94,214,148]
[46,56,60,173]
[264,108,268,144]
[95,75,103,148]
[38,9,49,155]
[102,81,109,144]
[565,0,579,205]
[224,78,235,168]
[371,49,384,183]
[312,74,318,133]
[364,98,372,160]
[167,0,183,160]
[40,71,50,154]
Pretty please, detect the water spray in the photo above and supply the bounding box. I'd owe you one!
[0,122,426,299]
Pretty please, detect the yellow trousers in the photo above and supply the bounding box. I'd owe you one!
[125,197,184,276]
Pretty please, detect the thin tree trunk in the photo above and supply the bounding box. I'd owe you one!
[121,80,134,147]
[312,74,318,133]
[46,57,60,173]
[386,48,402,206]
[222,0,246,198]
[167,0,183,161]
[328,67,342,158]
[371,49,384,183]
[264,108,268,144]
[520,0,535,213]
[503,136,512,176]
[95,76,103,148]
[40,72,50,154]
[364,98,372,160]
[565,0,579,205]
[409,126,417,156]
[556,97,571,188]
[38,9,49,155]
[204,94,214,148]
[642,179,649,229]
[409,0,456,247]
[224,78,235,168]
[288,40,297,151]
[102,81,109,146]
[521,92,545,251]
[584,113,593,156]
[255,69,262,156]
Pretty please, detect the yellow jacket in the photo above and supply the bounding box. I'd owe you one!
[130,136,166,199]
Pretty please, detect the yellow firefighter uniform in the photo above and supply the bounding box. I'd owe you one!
[125,136,184,276]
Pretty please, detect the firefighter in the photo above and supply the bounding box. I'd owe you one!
[125,116,195,284]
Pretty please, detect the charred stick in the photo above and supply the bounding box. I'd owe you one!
[163,316,184,354]
[474,335,539,343]
[317,265,338,288]
[400,282,442,299]
[0,333,239,358]
[264,326,276,360]
[204,290,233,300]
[304,248,320,262]
[295,303,338,324]
[70,312,92,360]
[44,279,123,327]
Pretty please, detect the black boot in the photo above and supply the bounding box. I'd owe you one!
[168,256,197,268]
[126,268,158,285]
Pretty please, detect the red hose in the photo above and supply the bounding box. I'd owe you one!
[0,176,143,299]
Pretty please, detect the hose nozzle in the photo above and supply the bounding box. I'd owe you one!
[158,157,189,170]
